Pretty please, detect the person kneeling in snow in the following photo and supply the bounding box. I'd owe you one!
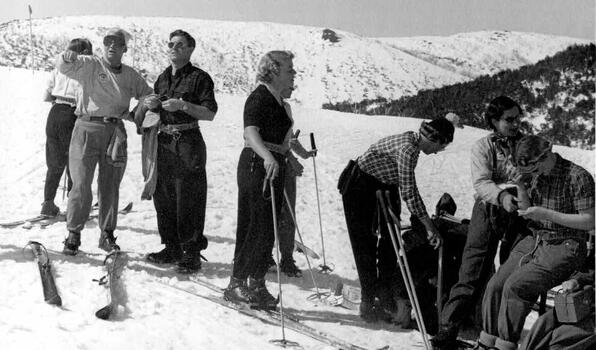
[338,116,456,322]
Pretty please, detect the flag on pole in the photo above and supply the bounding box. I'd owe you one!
[28,5,32,15]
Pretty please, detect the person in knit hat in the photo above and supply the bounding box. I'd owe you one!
[338,116,456,323]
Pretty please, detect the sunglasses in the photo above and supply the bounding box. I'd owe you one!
[167,41,187,49]
[502,115,521,124]
[103,37,125,48]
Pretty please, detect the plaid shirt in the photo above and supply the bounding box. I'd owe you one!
[529,154,595,236]
[154,62,217,125]
[357,131,428,219]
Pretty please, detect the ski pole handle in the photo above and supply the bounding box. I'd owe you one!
[310,133,317,156]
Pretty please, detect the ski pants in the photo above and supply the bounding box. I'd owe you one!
[66,118,127,234]
[232,148,286,280]
[44,103,76,202]
[439,198,525,329]
[482,234,586,344]
[153,129,208,251]
[341,162,399,303]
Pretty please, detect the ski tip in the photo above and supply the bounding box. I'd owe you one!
[46,295,63,307]
[122,202,133,212]
[95,305,113,320]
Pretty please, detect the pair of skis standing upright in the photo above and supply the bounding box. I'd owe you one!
[25,241,127,320]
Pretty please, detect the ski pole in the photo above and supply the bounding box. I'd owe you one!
[378,190,431,350]
[437,244,444,321]
[310,133,332,273]
[269,180,300,349]
[283,189,326,302]
[62,168,68,201]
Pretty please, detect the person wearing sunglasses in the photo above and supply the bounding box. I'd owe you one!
[339,116,455,323]
[477,135,594,350]
[137,30,218,273]
[433,96,531,349]
[56,28,153,256]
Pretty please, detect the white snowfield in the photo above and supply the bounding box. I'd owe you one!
[0,67,593,350]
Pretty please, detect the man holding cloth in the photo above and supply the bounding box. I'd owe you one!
[57,28,152,255]
[138,30,218,273]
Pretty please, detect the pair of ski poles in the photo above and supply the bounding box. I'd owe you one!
[376,190,432,350]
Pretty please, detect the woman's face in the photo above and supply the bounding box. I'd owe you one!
[274,59,296,99]
[491,107,521,137]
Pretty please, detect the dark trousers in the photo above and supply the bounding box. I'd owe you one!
[341,163,399,302]
[153,129,207,250]
[44,103,76,202]
[278,168,297,261]
[232,148,286,280]
[440,198,525,329]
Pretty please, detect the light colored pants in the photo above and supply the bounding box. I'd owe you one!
[66,119,127,233]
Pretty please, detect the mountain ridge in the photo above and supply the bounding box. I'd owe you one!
[0,15,587,108]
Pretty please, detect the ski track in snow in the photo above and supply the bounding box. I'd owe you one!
[0,67,593,350]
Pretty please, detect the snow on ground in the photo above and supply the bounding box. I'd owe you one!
[0,66,594,350]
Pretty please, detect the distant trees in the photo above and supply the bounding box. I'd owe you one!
[324,44,595,149]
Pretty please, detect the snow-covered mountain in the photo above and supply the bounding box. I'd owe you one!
[0,16,587,108]
[378,31,591,78]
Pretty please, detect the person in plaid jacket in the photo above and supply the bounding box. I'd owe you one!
[339,116,455,322]
[476,135,595,350]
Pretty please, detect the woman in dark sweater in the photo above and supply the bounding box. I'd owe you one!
[224,51,296,308]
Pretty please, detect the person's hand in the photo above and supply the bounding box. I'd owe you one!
[161,98,186,112]
[501,192,519,213]
[426,226,443,249]
[143,94,161,110]
[263,155,279,180]
[517,206,549,221]
[63,50,78,63]
[562,279,580,292]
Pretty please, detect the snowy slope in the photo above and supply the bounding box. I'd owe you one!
[0,16,587,108]
[0,67,594,350]
[377,31,591,78]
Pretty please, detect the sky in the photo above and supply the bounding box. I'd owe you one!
[3,0,595,40]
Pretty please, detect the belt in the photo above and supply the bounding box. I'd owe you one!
[159,121,199,141]
[533,229,587,243]
[54,97,76,107]
[80,116,119,124]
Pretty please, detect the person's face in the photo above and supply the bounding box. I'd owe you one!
[422,140,448,155]
[492,107,521,137]
[274,59,296,99]
[103,36,126,63]
[517,148,551,176]
[167,35,193,64]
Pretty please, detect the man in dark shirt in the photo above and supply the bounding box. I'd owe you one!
[140,29,218,273]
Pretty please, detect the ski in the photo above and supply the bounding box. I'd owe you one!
[35,202,133,229]
[2,202,133,229]
[95,250,128,320]
[1,214,50,228]
[294,239,320,259]
[163,277,371,350]
[25,241,62,306]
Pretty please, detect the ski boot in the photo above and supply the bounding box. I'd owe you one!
[41,201,60,217]
[279,258,302,277]
[223,277,251,304]
[177,244,201,273]
[146,245,182,264]
[248,277,278,310]
[98,230,120,252]
[63,231,81,256]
